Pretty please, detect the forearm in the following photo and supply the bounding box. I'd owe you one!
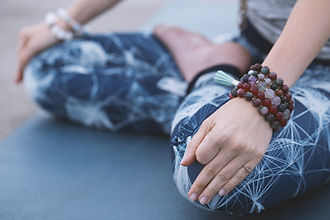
[67,0,121,25]
[262,0,330,87]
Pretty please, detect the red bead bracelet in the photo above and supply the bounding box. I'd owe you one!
[214,63,294,131]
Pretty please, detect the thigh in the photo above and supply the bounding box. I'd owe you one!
[170,66,330,214]
[24,33,186,134]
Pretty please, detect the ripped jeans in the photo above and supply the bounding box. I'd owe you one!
[24,33,330,214]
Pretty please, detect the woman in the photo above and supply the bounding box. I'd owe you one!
[16,0,330,214]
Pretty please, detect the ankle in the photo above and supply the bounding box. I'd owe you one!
[208,43,251,76]
[184,43,251,83]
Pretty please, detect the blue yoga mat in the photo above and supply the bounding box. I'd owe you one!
[0,113,226,219]
[1,113,330,219]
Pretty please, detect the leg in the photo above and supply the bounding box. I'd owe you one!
[24,26,250,134]
[24,33,184,134]
[170,64,330,214]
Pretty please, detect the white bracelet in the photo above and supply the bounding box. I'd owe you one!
[50,25,73,41]
[45,12,57,26]
[45,12,73,41]
[57,8,86,36]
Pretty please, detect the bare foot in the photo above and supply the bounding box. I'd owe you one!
[154,25,251,82]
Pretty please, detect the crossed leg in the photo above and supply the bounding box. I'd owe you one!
[24,26,250,134]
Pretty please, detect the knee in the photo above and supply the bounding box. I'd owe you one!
[170,91,229,210]
[23,55,56,105]
[23,55,67,118]
[23,57,43,99]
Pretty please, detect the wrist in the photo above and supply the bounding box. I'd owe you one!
[214,63,294,131]
[231,97,272,130]
[45,12,73,41]
[55,18,72,32]
[67,7,85,25]
[261,61,295,87]
[44,8,87,41]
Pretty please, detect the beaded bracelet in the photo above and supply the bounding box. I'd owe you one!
[45,8,88,41]
[45,12,73,41]
[214,63,294,131]
[57,8,86,36]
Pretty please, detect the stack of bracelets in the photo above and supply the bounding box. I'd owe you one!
[45,8,88,41]
[214,63,294,131]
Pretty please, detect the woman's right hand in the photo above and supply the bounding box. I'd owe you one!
[16,23,60,83]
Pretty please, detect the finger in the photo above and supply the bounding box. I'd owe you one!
[198,155,248,204]
[15,49,32,83]
[181,121,210,166]
[15,60,24,83]
[17,31,29,53]
[218,160,259,197]
[195,126,226,165]
[188,147,236,201]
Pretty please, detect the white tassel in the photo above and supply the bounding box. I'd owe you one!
[213,70,239,87]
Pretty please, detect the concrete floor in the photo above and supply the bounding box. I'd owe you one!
[0,0,167,141]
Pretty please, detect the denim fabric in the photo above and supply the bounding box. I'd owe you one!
[24,32,330,214]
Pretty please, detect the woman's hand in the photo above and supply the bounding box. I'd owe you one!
[16,23,60,83]
[181,97,272,204]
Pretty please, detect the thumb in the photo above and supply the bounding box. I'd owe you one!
[181,122,210,166]
[15,48,33,83]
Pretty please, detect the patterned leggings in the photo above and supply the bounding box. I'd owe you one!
[24,33,330,214]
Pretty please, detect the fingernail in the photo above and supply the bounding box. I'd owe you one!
[189,193,198,201]
[219,189,226,196]
[199,196,209,204]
